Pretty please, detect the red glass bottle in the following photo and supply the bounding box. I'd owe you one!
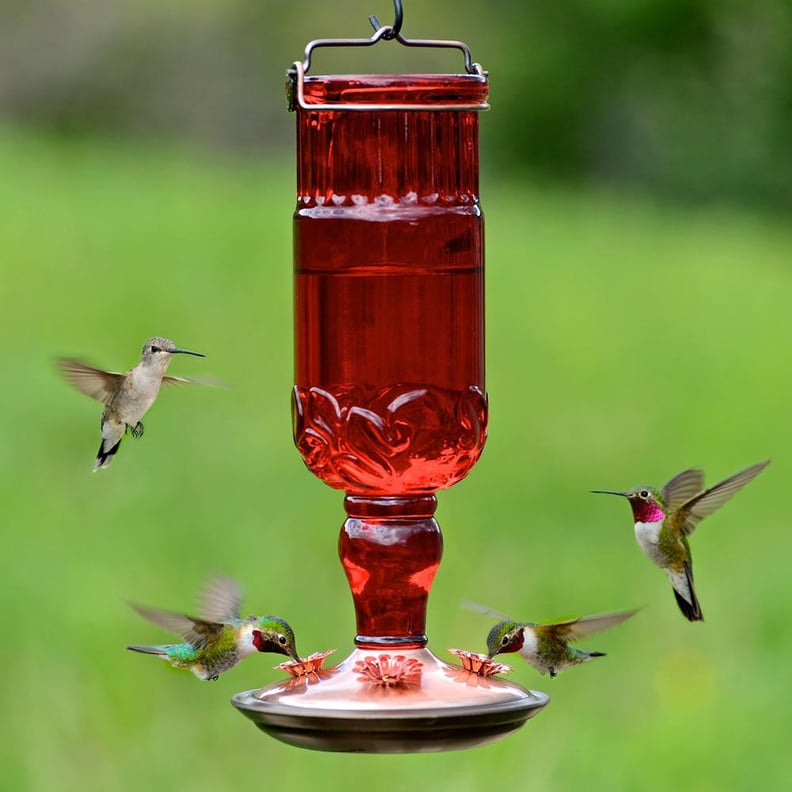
[292,75,488,646]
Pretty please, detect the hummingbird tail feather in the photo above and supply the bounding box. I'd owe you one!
[668,560,704,622]
[94,438,122,471]
[126,644,168,656]
[673,588,704,621]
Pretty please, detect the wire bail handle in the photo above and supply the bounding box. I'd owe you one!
[368,0,404,40]
[287,1,489,112]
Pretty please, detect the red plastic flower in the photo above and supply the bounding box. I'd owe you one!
[276,649,336,679]
[448,648,511,677]
[354,654,423,688]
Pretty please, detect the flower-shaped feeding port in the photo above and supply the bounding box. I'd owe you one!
[268,649,338,693]
[276,649,336,679]
[449,649,512,678]
[354,654,423,689]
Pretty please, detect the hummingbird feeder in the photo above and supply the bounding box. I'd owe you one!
[232,1,549,752]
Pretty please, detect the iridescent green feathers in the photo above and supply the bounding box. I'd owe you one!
[470,599,638,677]
[486,610,638,661]
[126,575,298,680]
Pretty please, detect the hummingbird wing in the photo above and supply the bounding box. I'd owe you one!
[161,375,192,387]
[57,359,123,405]
[198,575,242,622]
[460,600,511,621]
[677,460,770,536]
[546,610,638,643]
[661,468,705,512]
[161,375,231,388]
[129,603,224,647]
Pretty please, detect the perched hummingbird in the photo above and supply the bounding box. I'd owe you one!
[126,576,299,681]
[486,610,637,677]
[57,337,204,470]
[592,460,769,622]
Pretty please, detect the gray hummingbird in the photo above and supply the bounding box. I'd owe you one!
[592,460,769,622]
[486,610,638,677]
[127,576,300,681]
[57,337,204,470]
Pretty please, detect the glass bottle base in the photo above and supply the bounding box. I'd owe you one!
[231,647,549,753]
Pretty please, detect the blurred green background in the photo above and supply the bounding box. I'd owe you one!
[1,1,790,790]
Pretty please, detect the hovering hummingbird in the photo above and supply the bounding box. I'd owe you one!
[57,337,205,470]
[126,576,299,681]
[485,610,638,677]
[592,460,769,622]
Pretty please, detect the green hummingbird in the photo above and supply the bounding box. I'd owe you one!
[592,460,769,622]
[126,576,299,681]
[486,610,638,677]
[57,336,205,470]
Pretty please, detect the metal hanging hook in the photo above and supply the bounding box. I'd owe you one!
[286,0,488,111]
[369,0,404,41]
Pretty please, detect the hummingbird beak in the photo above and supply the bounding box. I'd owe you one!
[170,347,205,357]
[590,489,628,497]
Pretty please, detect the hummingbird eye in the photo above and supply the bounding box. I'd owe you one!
[150,346,161,353]
[278,635,287,645]
[639,490,650,499]
[501,635,510,646]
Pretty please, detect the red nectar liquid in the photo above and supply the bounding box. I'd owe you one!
[293,75,488,496]
[291,74,489,643]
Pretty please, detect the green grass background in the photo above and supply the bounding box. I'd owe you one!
[1,128,790,790]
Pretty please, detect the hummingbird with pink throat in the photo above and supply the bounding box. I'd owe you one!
[592,460,769,622]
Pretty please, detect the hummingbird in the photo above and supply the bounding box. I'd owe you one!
[485,610,638,677]
[126,576,300,681]
[57,337,204,470]
[592,460,770,622]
